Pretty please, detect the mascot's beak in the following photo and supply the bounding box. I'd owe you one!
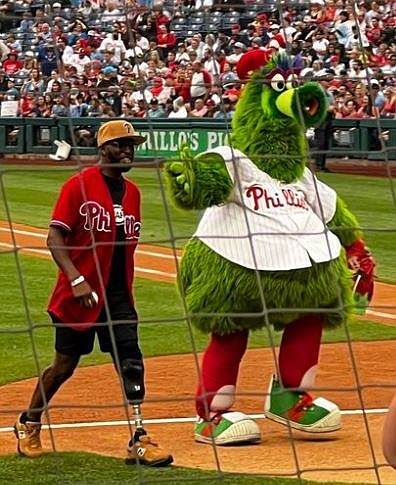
[275,82,328,127]
[275,88,295,119]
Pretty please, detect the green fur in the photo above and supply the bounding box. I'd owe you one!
[164,152,232,210]
[329,197,363,247]
[231,75,325,183]
[166,54,362,335]
[181,239,354,335]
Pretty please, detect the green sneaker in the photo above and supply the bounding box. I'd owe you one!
[194,411,261,445]
[264,376,341,433]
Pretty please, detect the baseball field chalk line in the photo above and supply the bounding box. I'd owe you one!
[1,240,395,319]
[0,242,177,279]
[0,227,181,260]
[0,408,389,433]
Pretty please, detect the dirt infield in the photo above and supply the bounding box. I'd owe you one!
[1,221,396,483]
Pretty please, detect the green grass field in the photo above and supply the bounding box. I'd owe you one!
[0,165,395,484]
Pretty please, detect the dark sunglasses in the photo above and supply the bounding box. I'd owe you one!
[106,139,135,149]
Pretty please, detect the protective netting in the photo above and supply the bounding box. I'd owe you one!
[0,0,396,483]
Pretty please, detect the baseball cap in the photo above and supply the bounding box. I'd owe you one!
[270,23,280,29]
[231,24,241,30]
[330,55,340,62]
[234,42,245,49]
[102,66,117,75]
[370,79,380,87]
[97,120,146,147]
[268,39,280,49]
[53,2,61,7]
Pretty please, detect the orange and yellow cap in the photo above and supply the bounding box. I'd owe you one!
[97,120,146,147]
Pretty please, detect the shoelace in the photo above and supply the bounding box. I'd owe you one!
[287,392,314,421]
[25,423,41,449]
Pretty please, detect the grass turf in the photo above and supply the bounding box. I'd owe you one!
[0,452,373,485]
[1,252,396,385]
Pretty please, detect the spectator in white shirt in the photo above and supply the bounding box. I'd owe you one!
[99,33,126,64]
[70,48,92,74]
[168,96,188,118]
[226,42,245,65]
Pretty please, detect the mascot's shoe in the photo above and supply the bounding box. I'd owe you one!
[14,413,43,458]
[264,376,341,433]
[125,435,173,467]
[194,411,261,445]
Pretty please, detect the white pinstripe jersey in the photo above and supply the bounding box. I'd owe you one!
[194,146,341,271]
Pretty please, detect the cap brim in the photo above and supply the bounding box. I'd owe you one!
[100,134,147,147]
[130,135,146,145]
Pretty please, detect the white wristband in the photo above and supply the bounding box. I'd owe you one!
[70,275,85,287]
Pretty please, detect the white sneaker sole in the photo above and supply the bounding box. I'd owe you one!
[265,409,341,433]
[194,419,261,445]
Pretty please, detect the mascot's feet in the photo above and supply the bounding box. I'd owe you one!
[264,376,341,433]
[194,411,261,445]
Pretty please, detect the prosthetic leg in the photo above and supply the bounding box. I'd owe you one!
[194,331,261,445]
[265,314,341,433]
[120,358,173,466]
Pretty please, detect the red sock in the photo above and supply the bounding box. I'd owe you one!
[278,315,323,388]
[196,330,248,419]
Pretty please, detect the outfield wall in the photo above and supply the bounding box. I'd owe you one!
[0,118,395,161]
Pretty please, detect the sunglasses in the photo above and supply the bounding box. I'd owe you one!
[106,139,135,149]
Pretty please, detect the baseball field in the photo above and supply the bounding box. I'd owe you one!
[0,165,396,484]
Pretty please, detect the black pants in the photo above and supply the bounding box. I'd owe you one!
[52,296,141,362]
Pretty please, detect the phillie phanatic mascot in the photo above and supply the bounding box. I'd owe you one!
[165,51,375,445]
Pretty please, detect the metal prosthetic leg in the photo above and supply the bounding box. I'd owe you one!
[120,358,147,443]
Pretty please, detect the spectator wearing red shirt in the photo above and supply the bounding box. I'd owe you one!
[268,24,286,48]
[166,51,178,71]
[157,24,176,60]
[366,17,383,44]
[2,50,23,75]
[174,69,191,103]
[150,76,164,98]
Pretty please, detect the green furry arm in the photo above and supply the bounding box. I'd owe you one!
[164,145,233,210]
[328,196,363,247]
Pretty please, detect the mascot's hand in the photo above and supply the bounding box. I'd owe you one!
[166,143,195,204]
[346,240,376,315]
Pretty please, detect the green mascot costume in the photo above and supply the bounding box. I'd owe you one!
[166,51,375,445]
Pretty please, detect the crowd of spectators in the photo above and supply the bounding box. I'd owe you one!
[0,0,395,123]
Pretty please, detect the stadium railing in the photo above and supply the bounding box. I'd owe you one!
[0,118,395,161]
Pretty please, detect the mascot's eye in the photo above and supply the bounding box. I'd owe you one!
[271,73,285,92]
[286,74,298,90]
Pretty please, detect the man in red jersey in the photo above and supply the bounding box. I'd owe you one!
[14,120,173,467]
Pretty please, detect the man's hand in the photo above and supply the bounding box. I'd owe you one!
[346,240,376,314]
[71,279,98,308]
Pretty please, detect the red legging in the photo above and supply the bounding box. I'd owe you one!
[195,315,323,419]
[196,330,248,419]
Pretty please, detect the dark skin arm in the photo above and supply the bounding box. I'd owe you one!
[47,226,97,308]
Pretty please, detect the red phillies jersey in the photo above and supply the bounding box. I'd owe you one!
[47,165,141,329]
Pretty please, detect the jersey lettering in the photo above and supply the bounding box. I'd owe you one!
[79,201,111,232]
[246,184,309,212]
[124,215,141,240]
[79,201,141,239]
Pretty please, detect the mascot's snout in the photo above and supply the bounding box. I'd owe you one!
[275,82,328,127]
